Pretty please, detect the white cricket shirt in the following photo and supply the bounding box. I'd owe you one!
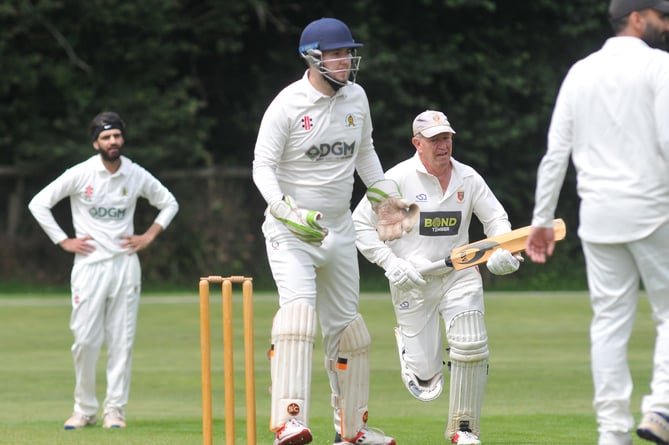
[353,154,511,269]
[532,37,669,242]
[253,71,384,222]
[28,155,179,264]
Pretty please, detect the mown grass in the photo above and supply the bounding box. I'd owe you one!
[0,289,656,444]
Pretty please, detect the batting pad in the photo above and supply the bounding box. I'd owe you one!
[269,302,317,430]
[445,310,489,439]
[330,314,371,440]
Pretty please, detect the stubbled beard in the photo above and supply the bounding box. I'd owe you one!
[642,25,668,50]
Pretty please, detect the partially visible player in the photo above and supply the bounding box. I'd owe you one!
[525,1,669,444]
[28,111,179,430]
[252,17,416,445]
[353,110,521,445]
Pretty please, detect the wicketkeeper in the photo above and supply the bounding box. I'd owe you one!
[353,110,521,445]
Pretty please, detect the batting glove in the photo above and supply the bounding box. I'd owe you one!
[269,195,328,245]
[385,257,426,291]
[366,179,420,241]
[486,249,522,275]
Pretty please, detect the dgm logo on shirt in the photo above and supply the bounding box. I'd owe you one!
[89,207,127,219]
[305,141,355,160]
[419,211,461,236]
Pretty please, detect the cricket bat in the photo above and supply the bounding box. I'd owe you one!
[418,218,566,273]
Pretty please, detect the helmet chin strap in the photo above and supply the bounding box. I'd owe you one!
[321,71,346,91]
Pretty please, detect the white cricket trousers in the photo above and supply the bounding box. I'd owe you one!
[582,221,669,438]
[69,253,141,416]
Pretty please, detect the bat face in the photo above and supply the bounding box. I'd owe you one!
[454,240,499,266]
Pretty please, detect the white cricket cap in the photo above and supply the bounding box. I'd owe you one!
[412,110,456,138]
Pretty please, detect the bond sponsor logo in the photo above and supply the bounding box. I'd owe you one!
[287,403,300,416]
[89,207,127,219]
[305,141,355,160]
[419,211,461,236]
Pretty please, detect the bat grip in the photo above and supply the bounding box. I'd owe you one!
[417,257,453,275]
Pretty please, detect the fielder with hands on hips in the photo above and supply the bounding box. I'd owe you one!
[525,1,669,444]
[252,17,416,445]
[353,110,521,445]
[28,111,179,430]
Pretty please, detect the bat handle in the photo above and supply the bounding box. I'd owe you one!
[417,257,453,275]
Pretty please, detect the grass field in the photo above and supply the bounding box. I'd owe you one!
[0,289,656,445]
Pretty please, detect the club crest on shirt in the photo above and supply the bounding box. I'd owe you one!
[345,113,357,127]
[301,115,313,131]
[457,190,465,203]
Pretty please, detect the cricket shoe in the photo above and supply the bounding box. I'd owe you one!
[637,412,669,445]
[451,429,481,444]
[334,425,396,445]
[102,408,126,428]
[64,412,97,429]
[274,418,312,445]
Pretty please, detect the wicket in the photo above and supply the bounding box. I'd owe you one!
[199,276,256,445]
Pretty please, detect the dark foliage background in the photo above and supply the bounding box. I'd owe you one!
[1,0,612,291]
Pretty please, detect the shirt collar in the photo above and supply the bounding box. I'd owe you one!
[93,154,128,176]
[301,70,350,102]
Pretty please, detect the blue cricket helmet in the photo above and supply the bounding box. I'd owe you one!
[298,18,363,54]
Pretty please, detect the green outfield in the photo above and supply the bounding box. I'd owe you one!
[0,290,656,445]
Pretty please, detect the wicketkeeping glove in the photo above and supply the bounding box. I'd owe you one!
[385,257,426,292]
[366,179,420,241]
[269,195,328,244]
[486,249,522,275]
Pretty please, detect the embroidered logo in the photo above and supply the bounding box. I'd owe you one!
[84,185,93,201]
[457,190,465,203]
[415,193,428,202]
[301,115,313,131]
[345,113,356,127]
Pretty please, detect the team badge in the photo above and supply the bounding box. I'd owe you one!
[345,114,356,127]
[122,187,127,196]
[457,190,465,203]
[301,115,313,131]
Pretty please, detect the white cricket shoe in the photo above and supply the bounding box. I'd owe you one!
[334,425,396,445]
[102,408,126,428]
[274,418,312,445]
[637,412,669,445]
[451,429,481,444]
[63,412,97,429]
